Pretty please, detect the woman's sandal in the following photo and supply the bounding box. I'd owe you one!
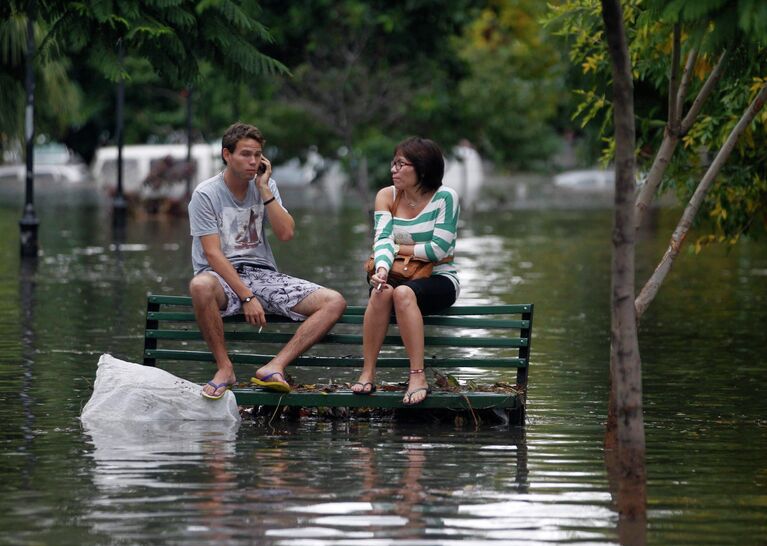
[351,382,377,395]
[403,368,431,405]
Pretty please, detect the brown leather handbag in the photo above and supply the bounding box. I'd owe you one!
[366,253,436,283]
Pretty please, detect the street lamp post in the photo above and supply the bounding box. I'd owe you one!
[19,2,39,257]
[112,38,127,226]
[185,85,193,198]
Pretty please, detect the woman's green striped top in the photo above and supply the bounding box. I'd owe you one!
[373,185,460,294]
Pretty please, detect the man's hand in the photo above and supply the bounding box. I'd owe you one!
[242,297,267,327]
[256,155,272,192]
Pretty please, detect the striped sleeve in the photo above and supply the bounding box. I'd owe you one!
[413,189,459,261]
[372,210,395,272]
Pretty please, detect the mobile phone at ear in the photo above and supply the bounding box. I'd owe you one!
[257,161,267,175]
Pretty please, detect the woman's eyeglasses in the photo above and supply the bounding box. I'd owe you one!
[390,159,413,171]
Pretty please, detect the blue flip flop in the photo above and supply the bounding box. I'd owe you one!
[202,381,234,400]
[250,371,291,393]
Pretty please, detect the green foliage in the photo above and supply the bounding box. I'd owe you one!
[455,0,566,170]
[45,0,287,85]
[0,5,84,152]
[3,0,590,183]
[233,0,478,182]
[0,0,287,160]
[252,0,577,176]
[546,0,767,242]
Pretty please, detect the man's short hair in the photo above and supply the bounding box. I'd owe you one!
[221,122,265,165]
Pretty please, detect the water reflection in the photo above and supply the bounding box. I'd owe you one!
[77,420,544,544]
[1,194,766,544]
[82,420,240,542]
[18,257,37,491]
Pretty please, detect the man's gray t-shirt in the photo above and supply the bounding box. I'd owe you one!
[189,172,285,274]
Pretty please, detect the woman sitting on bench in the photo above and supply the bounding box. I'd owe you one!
[352,137,461,405]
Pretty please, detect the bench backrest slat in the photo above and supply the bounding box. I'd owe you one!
[147,295,531,315]
[146,329,529,348]
[146,311,530,330]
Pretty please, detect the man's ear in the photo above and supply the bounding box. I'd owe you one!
[222,148,231,165]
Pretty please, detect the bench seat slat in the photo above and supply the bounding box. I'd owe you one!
[230,389,520,410]
[145,349,528,368]
[146,329,528,348]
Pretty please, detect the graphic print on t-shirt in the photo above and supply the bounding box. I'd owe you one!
[221,206,262,253]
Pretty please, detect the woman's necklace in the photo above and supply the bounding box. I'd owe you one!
[405,191,431,208]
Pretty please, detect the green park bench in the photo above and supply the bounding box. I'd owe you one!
[142,294,534,425]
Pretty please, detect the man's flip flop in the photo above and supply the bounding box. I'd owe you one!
[351,382,377,395]
[250,371,291,393]
[202,381,234,400]
[403,386,431,405]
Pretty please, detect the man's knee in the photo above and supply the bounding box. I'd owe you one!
[322,288,347,318]
[189,273,219,302]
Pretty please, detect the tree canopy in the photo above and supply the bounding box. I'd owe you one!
[0,0,286,159]
[3,0,584,185]
[546,0,767,244]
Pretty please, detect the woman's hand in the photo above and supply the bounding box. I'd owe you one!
[369,267,389,291]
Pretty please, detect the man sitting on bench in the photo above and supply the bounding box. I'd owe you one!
[188,122,346,400]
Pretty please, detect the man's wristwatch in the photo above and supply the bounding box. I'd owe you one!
[241,294,256,304]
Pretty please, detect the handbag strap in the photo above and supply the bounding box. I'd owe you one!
[399,254,454,266]
[389,188,404,216]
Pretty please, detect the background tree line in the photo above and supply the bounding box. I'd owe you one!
[1,0,578,185]
[2,0,765,240]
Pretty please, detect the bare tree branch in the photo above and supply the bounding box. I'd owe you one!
[680,49,728,134]
[635,82,767,318]
[675,46,698,119]
[635,48,728,230]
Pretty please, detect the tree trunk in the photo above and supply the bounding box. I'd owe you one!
[635,82,767,318]
[600,0,646,521]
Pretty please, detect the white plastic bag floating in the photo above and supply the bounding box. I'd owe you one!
[81,354,241,423]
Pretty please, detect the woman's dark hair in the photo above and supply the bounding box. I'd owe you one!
[221,122,265,165]
[395,137,444,193]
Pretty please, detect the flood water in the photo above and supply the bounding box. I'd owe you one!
[0,184,765,545]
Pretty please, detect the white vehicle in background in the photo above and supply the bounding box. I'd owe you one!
[91,143,222,197]
[0,143,91,185]
[553,169,616,191]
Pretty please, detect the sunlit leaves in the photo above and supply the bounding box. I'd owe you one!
[547,0,767,243]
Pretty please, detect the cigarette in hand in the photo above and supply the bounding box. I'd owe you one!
[258,326,263,333]
[377,283,382,291]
